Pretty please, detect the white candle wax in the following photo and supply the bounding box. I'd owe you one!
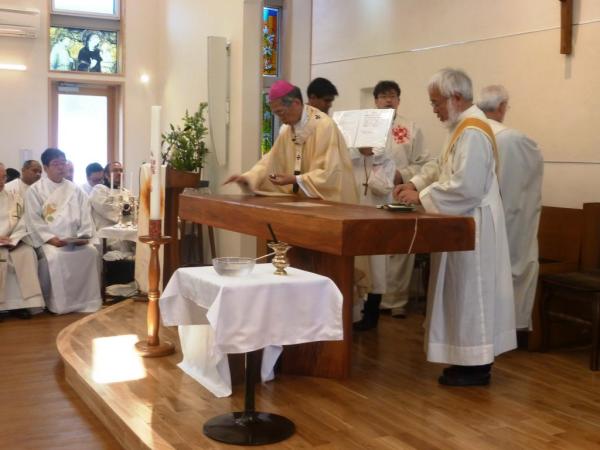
[110,171,114,191]
[150,106,162,220]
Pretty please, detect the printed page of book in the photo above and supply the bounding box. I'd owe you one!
[332,110,361,148]
[354,108,394,148]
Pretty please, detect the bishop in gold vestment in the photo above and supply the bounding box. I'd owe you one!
[227,80,358,204]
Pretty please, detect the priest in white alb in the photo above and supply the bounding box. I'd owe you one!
[24,148,102,314]
[395,69,516,386]
[225,80,358,204]
[0,163,44,316]
[478,85,544,330]
[4,160,42,200]
[89,161,134,253]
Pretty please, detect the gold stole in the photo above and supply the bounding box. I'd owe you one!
[442,117,499,176]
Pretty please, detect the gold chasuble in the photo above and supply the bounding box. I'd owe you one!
[242,105,359,204]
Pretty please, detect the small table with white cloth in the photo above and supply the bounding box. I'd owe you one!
[160,263,343,445]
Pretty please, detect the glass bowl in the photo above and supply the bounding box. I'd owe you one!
[212,257,255,276]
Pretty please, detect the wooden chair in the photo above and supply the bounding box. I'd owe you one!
[538,203,600,369]
[528,205,584,350]
[540,270,600,370]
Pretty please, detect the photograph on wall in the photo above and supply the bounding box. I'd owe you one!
[49,26,119,74]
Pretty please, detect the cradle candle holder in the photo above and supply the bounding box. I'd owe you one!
[267,241,291,275]
[136,222,175,358]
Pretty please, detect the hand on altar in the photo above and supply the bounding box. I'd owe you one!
[393,182,417,199]
[358,147,374,156]
[395,188,421,206]
[47,237,67,247]
[268,173,296,186]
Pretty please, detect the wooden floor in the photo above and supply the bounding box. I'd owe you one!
[0,311,119,449]
[3,302,600,450]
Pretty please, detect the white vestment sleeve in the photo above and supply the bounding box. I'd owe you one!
[398,126,433,183]
[90,186,120,225]
[419,130,494,215]
[76,190,96,238]
[368,155,395,197]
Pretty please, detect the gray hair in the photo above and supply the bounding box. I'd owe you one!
[280,86,303,107]
[477,85,509,112]
[428,68,473,102]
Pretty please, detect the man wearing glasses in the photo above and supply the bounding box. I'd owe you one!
[354,81,433,330]
[24,148,101,315]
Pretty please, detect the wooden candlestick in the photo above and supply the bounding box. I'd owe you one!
[136,230,175,358]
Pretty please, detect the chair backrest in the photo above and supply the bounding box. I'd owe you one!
[538,206,583,265]
[581,203,600,271]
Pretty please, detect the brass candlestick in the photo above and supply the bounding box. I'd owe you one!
[267,241,291,275]
[136,224,175,357]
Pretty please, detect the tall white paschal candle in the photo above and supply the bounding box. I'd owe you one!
[150,106,161,220]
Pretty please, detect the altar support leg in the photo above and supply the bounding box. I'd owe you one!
[203,350,295,445]
[281,250,354,378]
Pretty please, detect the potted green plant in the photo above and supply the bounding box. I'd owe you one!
[161,102,209,182]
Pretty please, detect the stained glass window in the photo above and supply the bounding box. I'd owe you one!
[262,92,274,154]
[262,7,279,77]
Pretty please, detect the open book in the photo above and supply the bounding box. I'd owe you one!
[332,109,394,149]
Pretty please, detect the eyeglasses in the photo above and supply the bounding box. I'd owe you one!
[376,94,399,100]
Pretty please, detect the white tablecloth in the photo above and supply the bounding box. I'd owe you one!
[97,225,138,242]
[160,264,343,397]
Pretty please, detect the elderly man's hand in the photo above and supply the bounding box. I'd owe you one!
[0,236,12,245]
[268,173,296,186]
[393,182,417,199]
[396,189,421,205]
[47,237,66,247]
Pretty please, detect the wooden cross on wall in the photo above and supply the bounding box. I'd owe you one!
[560,0,573,54]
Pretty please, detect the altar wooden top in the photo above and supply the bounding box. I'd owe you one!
[179,193,474,256]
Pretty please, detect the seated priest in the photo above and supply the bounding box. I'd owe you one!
[89,161,134,253]
[81,162,105,195]
[225,80,358,204]
[5,160,43,199]
[24,148,102,314]
[0,163,44,318]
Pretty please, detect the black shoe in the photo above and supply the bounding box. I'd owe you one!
[438,370,491,386]
[354,293,382,332]
[353,319,377,332]
[12,309,32,320]
[443,363,492,377]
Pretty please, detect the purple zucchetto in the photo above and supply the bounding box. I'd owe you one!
[268,80,295,101]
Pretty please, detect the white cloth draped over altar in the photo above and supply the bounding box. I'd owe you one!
[160,264,343,397]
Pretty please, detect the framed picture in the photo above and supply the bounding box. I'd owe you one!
[49,26,119,74]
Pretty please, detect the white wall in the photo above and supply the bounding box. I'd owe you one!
[312,0,600,208]
[0,0,162,191]
[160,0,263,257]
[0,0,49,169]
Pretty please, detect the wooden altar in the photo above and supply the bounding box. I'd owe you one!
[178,194,475,378]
